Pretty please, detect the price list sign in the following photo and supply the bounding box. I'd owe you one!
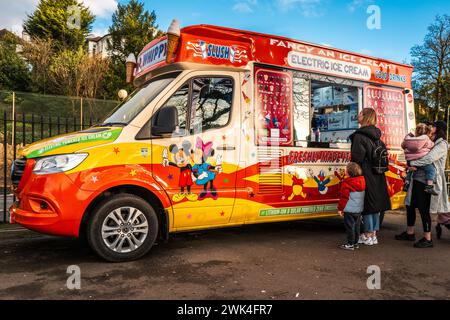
[364,86,405,148]
[255,68,293,146]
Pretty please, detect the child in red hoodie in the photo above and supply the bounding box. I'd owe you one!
[338,162,366,251]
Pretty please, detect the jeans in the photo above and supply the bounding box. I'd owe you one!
[406,163,436,183]
[363,213,380,233]
[344,212,362,245]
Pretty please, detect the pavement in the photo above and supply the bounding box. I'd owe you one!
[0,211,449,300]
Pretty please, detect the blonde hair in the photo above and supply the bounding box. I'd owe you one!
[415,123,431,137]
[347,162,363,177]
[360,108,377,127]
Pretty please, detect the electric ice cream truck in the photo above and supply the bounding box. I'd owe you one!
[10,20,415,261]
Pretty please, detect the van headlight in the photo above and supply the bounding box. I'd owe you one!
[33,154,88,175]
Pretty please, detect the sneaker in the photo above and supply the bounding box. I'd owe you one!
[395,231,416,241]
[424,185,438,196]
[358,234,368,244]
[340,244,355,251]
[354,244,360,249]
[372,237,378,245]
[363,237,374,246]
[414,238,434,248]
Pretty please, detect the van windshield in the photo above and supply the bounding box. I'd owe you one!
[100,73,180,126]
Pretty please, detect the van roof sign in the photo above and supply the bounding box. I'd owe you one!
[135,24,413,88]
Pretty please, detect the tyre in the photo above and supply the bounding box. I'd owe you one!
[87,193,159,262]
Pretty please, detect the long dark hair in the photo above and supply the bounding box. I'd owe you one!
[433,121,447,142]
[434,128,447,142]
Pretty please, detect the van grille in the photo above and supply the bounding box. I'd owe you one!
[258,148,283,194]
[11,158,27,188]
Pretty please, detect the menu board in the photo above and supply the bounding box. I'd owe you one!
[364,86,405,148]
[255,68,293,146]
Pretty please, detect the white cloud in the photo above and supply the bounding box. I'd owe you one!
[233,0,258,13]
[276,0,323,17]
[0,0,39,35]
[82,0,117,18]
[233,3,253,13]
[347,0,373,12]
[0,0,117,35]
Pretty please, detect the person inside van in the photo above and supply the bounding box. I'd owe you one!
[350,108,391,246]
[338,162,366,251]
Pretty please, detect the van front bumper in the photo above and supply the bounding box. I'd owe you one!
[10,172,95,237]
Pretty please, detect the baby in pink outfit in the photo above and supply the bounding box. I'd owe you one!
[401,123,437,195]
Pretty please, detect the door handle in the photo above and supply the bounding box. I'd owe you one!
[217,144,236,151]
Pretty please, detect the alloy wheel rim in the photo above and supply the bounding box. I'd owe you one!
[101,207,149,253]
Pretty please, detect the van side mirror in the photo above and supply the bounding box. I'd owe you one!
[151,106,179,136]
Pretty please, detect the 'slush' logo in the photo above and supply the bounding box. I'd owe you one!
[187,40,248,64]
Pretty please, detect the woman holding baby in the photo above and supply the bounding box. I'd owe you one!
[396,121,449,248]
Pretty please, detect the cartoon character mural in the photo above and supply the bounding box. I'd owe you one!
[287,167,307,201]
[313,170,332,195]
[192,137,223,200]
[162,141,199,203]
[334,168,346,186]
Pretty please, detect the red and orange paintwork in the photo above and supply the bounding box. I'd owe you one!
[10,24,413,238]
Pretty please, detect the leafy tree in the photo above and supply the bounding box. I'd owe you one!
[106,0,163,98]
[109,0,162,60]
[0,33,30,91]
[411,15,450,122]
[23,0,95,51]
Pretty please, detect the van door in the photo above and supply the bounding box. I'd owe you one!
[151,71,240,230]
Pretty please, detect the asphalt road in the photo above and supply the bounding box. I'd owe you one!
[0,211,449,300]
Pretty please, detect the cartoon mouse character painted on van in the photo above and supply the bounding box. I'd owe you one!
[192,137,223,200]
[162,141,198,202]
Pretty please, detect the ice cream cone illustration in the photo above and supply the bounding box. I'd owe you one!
[125,53,136,84]
[166,19,181,63]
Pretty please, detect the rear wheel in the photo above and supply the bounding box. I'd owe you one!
[87,194,158,262]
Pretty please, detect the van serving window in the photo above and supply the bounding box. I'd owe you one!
[291,71,363,147]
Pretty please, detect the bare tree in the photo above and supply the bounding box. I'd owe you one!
[411,15,450,121]
[22,38,53,94]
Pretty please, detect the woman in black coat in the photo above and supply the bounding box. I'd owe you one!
[349,108,391,246]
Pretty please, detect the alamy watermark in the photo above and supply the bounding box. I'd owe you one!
[367,5,382,30]
[66,265,81,290]
[366,265,381,290]
[67,5,81,30]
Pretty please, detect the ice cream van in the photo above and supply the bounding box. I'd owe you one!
[10,20,415,261]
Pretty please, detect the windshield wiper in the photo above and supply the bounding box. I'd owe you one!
[94,122,128,127]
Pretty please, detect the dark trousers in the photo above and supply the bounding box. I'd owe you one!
[406,180,432,233]
[344,212,362,245]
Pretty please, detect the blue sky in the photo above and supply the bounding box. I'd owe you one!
[96,0,449,64]
[3,0,450,64]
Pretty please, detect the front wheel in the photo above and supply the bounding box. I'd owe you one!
[87,194,159,262]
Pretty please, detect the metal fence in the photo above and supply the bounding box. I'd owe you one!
[0,91,118,223]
